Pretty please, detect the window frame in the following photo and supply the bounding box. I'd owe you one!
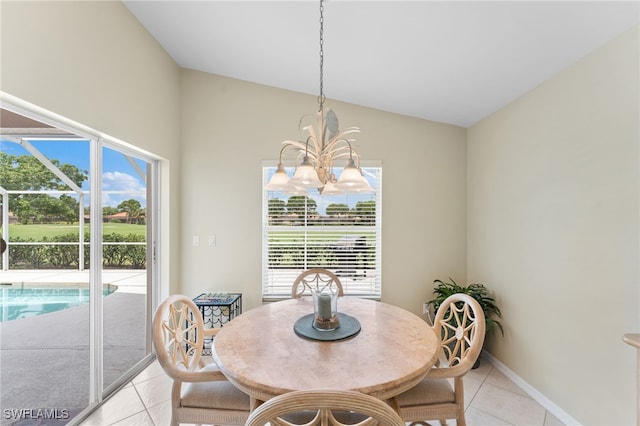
[262,162,382,300]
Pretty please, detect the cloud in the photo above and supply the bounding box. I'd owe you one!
[102,171,146,207]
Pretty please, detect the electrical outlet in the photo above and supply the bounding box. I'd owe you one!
[422,303,429,314]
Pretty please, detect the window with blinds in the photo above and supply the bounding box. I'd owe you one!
[262,164,382,299]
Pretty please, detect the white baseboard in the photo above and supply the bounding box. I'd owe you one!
[483,352,582,426]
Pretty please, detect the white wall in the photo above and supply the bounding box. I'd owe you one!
[0,1,182,293]
[178,70,468,313]
[467,25,639,425]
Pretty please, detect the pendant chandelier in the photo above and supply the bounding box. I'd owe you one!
[266,0,373,195]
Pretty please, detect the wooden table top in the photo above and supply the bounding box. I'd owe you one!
[212,297,439,402]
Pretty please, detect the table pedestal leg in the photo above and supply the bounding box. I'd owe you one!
[250,396,264,412]
[387,397,402,417]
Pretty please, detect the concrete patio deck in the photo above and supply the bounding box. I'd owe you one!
[0,270,147,426]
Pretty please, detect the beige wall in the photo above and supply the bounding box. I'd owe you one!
[178,70,468,313]
[0,1,182,294]
[467,25,639,425]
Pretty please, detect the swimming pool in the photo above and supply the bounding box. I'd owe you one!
[0,283,118,322]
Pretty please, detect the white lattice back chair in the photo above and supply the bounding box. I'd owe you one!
[244,389,405,426]
[291,268,344,299]
[153,294,250,426]
[395,293,486,426]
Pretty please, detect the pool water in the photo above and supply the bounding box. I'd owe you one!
[0,283,118,322]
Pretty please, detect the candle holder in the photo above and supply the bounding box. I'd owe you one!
[311,288,340,331]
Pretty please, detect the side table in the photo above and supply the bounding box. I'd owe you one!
[193,292,242,355]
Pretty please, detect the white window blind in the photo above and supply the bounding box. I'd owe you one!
[262,164,382,299]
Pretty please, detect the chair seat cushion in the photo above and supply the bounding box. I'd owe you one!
[181,364,250,410]
[395,378,455,407]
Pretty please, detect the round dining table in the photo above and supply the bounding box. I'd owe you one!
[212,297,439,407]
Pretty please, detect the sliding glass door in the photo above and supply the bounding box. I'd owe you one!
[0,101,159,424]
[100,144,154,393]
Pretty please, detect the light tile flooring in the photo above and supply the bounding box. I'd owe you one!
[2,270,564,425]
[80,355,565,426]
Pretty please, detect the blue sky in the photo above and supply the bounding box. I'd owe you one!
[1,138,378,213]
[0,139,147,208]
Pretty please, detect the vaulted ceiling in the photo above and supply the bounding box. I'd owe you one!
[123,1,639,127]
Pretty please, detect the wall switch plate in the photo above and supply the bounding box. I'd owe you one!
[208,235,216,246]
[192,235,199,246]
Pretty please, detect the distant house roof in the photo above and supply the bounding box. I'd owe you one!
[105,212,128,220]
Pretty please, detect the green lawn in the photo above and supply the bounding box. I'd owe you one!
[7,224,366,242]
[7,223,146,239]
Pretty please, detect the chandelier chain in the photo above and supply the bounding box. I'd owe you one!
[266,0,372,194]
[318,0,325,111]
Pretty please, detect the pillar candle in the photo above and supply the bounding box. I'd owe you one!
[318,293,332,319]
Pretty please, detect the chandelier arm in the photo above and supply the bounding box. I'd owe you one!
[280,140,306,157]
[332,139,364,168]
[325,128,360,149]
[276,144,296,163]
[344,140,354,161]
[322,140,350,154]
[325,148,352,159]
[304,136,313,158]
[297,113,316,138]
[324,135,359,158]
[304,125,323,158]
[334,126,361,135]
[351,151,363,168]
[281,140,320,163]
[283,135,359,162]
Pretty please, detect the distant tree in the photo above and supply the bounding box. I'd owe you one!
[268,198,286,217]
[117,199,142,224]
[24,195,54,223]
[31,194,78,223]
[11,194,78,224]
[12,198,35,224]
[137,208,146,225]
[58,194,79,223]
[59,194,78,211]
[0,152,87,224]
[326,203,350,216]
[353,200,376,224]
[286,196,317,217]
[103,206,119,217]
[0,153,86,191]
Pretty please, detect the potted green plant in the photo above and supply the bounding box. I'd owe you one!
[427,278,504,367]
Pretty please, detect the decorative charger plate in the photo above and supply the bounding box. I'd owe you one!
[293,313,361,341]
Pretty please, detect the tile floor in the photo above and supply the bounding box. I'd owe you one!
[1,271,565,425]
[80,355,565,426]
